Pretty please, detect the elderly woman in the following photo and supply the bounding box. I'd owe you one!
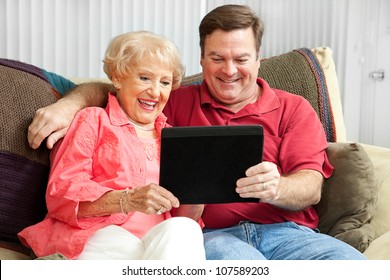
[18,31,205,260]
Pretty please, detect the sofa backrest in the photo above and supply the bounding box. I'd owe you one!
[0,46,346,253]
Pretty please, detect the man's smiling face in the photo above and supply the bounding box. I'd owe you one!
[200,27,261,112]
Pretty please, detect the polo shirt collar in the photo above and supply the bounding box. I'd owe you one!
[199,78,280,115]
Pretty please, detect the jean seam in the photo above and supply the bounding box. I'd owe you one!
[242,223,259,248]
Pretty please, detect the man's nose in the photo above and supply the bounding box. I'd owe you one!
[221,61,237,76]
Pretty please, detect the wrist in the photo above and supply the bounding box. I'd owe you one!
[119,188,130,215]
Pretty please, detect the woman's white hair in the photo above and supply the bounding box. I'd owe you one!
[103,31,184,90]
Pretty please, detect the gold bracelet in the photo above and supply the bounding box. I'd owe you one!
[119,188,129,215]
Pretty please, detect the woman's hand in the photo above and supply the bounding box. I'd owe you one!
[78,184,179,218]
[125,184,180,215]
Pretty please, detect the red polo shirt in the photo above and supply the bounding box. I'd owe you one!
[163,78,333,229]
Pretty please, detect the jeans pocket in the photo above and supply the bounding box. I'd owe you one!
[285,221,316,233]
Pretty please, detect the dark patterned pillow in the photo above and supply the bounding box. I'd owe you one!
[0,59,75,254]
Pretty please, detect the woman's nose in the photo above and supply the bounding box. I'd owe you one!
[147,83,160,98]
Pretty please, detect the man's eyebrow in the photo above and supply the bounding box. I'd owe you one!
[236,53,252,58]
[207,51,252,58]
[207,51,222,56]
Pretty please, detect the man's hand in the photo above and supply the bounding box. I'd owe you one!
[236,162,323,211]
[28,100,75,149]
[28,82,112,149]
[236,161,281,201]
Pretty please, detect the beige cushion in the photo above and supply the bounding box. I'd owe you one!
[360,143,390,238]
[363,231,390,259]
[315,142,378,252]
[69,77,111,85]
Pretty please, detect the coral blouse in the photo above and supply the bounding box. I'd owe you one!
[18,93,170,259]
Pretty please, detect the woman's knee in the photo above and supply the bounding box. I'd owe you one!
[143,217,205,260]
[163,217,203,235]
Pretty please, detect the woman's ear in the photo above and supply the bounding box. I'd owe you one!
[112,76,122,90]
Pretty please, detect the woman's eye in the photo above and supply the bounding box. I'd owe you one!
[161,81,171,86]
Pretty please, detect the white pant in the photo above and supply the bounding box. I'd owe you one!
[77,217,205,260]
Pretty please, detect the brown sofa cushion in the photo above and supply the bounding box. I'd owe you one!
[315,142,378,252]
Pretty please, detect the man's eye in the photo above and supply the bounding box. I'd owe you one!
[140,76,149,81]
[212,58,223,62]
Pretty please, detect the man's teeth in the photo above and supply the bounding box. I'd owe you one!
[221,78,238,83]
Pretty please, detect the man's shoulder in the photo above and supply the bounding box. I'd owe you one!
[272,87,311,107]
[172,84,201,96]
[168,84,202,106]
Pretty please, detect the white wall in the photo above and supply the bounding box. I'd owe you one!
[1,0,205,77]
[1,0,350,79]
[1,0,384,144]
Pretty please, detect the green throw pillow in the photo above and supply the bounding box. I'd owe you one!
[315,142,378,252]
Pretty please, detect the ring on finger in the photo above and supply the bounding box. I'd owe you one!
[262,182,267,191]
[156,206,164,215]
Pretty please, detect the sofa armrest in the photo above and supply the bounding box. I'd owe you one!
[363,231,390,259]
[0,247,32,260]
[360,143,390,239]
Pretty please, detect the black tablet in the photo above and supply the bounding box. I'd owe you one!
[159,125,264,204]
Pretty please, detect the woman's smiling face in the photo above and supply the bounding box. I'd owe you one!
[114,57,173,127]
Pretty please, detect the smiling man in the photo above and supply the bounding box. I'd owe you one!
[158,5,366,260]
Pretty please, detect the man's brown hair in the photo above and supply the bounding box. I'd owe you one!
[199,4,264,57]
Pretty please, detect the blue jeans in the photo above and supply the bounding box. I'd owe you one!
[203,221,367,260]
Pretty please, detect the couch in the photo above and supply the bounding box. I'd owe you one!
[0,47,389,260]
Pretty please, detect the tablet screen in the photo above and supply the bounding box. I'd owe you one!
[159,125,264,204]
